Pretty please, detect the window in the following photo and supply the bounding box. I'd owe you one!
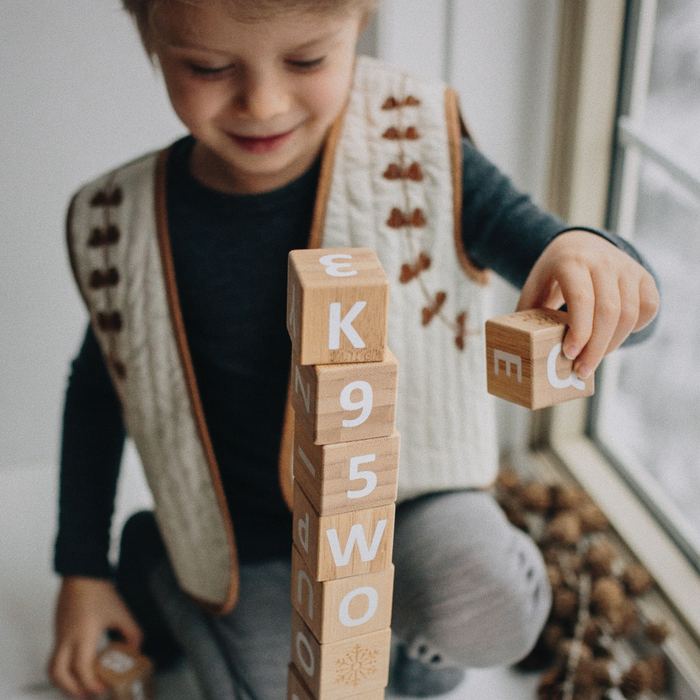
[594,0,700,571]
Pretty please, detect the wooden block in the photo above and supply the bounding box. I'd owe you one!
[291,610,391,700]
[294,421,400,516]
[287,248,390,366]
[291,349,398,445]
[291,544,394,643]
[294,482,395,581]
[288,663,385,700]
[485,309,595,410]
[94,643,155,700]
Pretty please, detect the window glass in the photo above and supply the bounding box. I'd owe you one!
[596,0,700,558]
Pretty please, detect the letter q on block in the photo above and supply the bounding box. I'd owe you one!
[485,308,594,410]
[286,247,390,365]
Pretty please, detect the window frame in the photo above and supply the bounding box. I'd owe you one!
[538,0,700,654]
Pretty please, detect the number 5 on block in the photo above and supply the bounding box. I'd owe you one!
[287,248,390,366]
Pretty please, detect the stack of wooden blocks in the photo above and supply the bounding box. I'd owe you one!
[286,248,400,700]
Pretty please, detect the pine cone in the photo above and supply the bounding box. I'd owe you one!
[643,655,668,693]
[553,587,579,621]
[585,541,616,578]
[622,563,654,596]
[577,501,609,533]
[591,577,626,614]
[548,511,582,546]
[551,484,585,510]
[522,481,553,513]
[645,620,671,644]
[620,661,652,698]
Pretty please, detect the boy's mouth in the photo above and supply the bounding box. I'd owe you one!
[227,128,296,154]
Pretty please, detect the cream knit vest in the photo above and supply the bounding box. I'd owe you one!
[67,57,497,614]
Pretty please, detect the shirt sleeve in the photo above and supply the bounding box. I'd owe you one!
[460,137,659,345]
[54,324,126,579]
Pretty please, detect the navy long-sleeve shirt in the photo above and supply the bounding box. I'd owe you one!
[54,135,655,578]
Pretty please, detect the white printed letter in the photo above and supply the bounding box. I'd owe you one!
[338,586,379,627]
[298,511,309,553]
[319,253,357,277]
[297,446,316,477]
[296,568,314,620]
[347,454,377,499]
[329,301,367,350]
[294,366,311,413]
[547,343,585,390]
[493,349,523,382]
[325,520,387,566]
[340,381,373,427]
[295,632,315,676]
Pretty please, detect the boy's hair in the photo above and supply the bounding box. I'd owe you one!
[124,0,377,55]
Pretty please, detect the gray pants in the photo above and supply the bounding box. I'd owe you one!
[148,491,551,700]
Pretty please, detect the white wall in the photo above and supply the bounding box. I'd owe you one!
[0,0,560,475]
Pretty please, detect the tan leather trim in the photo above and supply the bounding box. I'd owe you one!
[154,148,239,616]
[66,192,89,307]
[277,109,348,511]
[445,87,490,286]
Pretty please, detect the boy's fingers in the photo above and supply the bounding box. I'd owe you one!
[73,634,105,696]
[50,643,85,699]
[634,272,661,331]
[557,268,595,361]
[116,616,144,651]
[605,277,640,355]
[573,274,621,378]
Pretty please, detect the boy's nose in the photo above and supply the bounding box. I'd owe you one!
[237,72,292,122]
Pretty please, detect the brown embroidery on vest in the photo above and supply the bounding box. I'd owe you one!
[454,311,479,351]
[90,187,123,207]
[386,208,426,229]
[109,357,127,379]
[89,268,120,289]
[97,311,123,332]
[400,252,431,283]
[382,95,421,110]
[382,126,420,141]
[88,225,120,247]
[383,162,424,181]
[422,292,447,326]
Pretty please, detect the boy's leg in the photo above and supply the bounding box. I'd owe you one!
[391,491,550,688]
[148,555,292,700]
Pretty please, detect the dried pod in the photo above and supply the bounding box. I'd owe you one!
[606,599,639,638]
[643,655,668,694]
[590,658,613,688]
[591,577,626,614]
[546,564,564,589]
[622,563,654,597]
[557,639,593,665]
[497,468,520,492]
[577,501,609,533]
[543,623,566,651]
[547,511,582,546]
[553,587,579,621]
[551,484,584,510]
[575,658,596,687]
[582,618,603,647]
[645,620,671,644]
[620,660,653,698]
[522,481,552,513]
[586,540,616,578]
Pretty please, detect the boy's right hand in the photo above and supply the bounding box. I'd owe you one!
[49,576,143,699]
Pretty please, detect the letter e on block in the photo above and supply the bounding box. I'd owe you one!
[94,642,155,700]
[485,309,594,409]
[291,610,391,700]
[293,482,395,581]
[287,248,390,365]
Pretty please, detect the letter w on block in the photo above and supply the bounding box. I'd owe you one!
[326,520,387,566]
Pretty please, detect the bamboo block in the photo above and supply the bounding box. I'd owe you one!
[294,421,400,516]
[288,663,385,700]
[287,248,390,366]
[485,308,595,410]
[291,610,391,700]
[291,349,398,445]
[94,643,155,700]
[294,482,395,582]
[291,544,394,643]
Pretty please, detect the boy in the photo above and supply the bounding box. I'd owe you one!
[50,1,660,699]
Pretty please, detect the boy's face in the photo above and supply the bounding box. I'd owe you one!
[153,1,364,194]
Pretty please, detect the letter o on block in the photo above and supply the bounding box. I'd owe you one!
[338,586,379,627]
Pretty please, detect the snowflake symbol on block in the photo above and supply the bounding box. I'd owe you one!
[334,644,379,687]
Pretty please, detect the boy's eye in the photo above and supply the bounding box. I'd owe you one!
[286,57,325,71]
[188,63,233,76]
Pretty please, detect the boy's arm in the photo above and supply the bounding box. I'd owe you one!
[51,325,142,700]
[460,138,660,377]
